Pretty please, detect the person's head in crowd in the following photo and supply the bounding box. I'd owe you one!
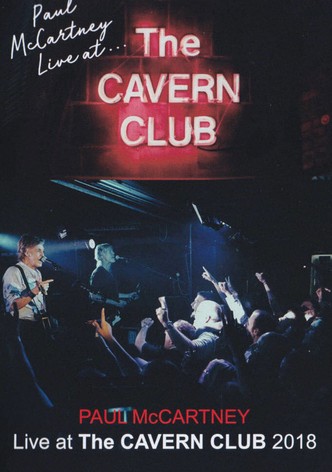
[191,290,216,314]
[17,234,45,269]
[192,300,223,330]
[301,298,319,322]
[279,303,306,322]
[246,309,277,343]
[174,319,196,338]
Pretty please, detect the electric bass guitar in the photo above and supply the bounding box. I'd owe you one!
[79,282,140,326]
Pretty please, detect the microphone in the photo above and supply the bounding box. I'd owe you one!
[40,256,62,271]
[115,255,128,262]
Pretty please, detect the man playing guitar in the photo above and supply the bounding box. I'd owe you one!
[89,243,139,325]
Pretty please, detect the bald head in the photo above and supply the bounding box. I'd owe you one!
[247,309,276,342]
[193,300,223,329]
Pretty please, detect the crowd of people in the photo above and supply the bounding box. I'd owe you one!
[1,234,332,425]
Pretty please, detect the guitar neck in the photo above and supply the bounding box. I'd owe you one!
[80,283,119,306]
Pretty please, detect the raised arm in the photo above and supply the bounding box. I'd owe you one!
[201,267,246,323]
[135,317,154,353]
[255,272,283,318]
[202,266,225,300]
[92,308,141,376]
[218,280,246,324]
[219,307,251,398]
[202,267,238,300]
[156,304,195,354]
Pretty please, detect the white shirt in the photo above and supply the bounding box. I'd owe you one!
[225,294,246,323]
[2,261,46,321]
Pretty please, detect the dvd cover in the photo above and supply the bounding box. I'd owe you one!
[1,2,331,471]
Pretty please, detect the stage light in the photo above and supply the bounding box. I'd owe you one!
[53,225,96,251]
[72,236,96,251]
[86,238,96,250]
[0,233,20,253]
[70,238,96,251]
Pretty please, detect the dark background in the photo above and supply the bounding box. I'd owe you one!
[1,0,332,178]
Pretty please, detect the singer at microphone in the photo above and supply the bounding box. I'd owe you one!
[2,234,55,381]
[2,234,55,320]
[89,243,139,324]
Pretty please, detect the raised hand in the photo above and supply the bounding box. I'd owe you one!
[141,317,154,328]
[225,276,238,297]
[220,306,234,328]
[202,266,217,284]
[38,279,54,295]
[92,308,113,343]
[255,272,266,284]
[156,306,170,326]
[218,281,229,294]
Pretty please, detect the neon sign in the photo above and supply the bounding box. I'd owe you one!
[96,27,243,149]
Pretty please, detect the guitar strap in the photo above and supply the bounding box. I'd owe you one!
[14,265,51,330]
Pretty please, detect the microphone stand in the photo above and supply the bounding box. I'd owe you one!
[41,257,89,292]
[42,258,62,271]
[122,257,179,282]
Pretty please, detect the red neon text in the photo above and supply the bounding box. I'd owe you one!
[120,116,217,147]
[98,73,240,104]
[96,26,242,148]
[135,27,200,57]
